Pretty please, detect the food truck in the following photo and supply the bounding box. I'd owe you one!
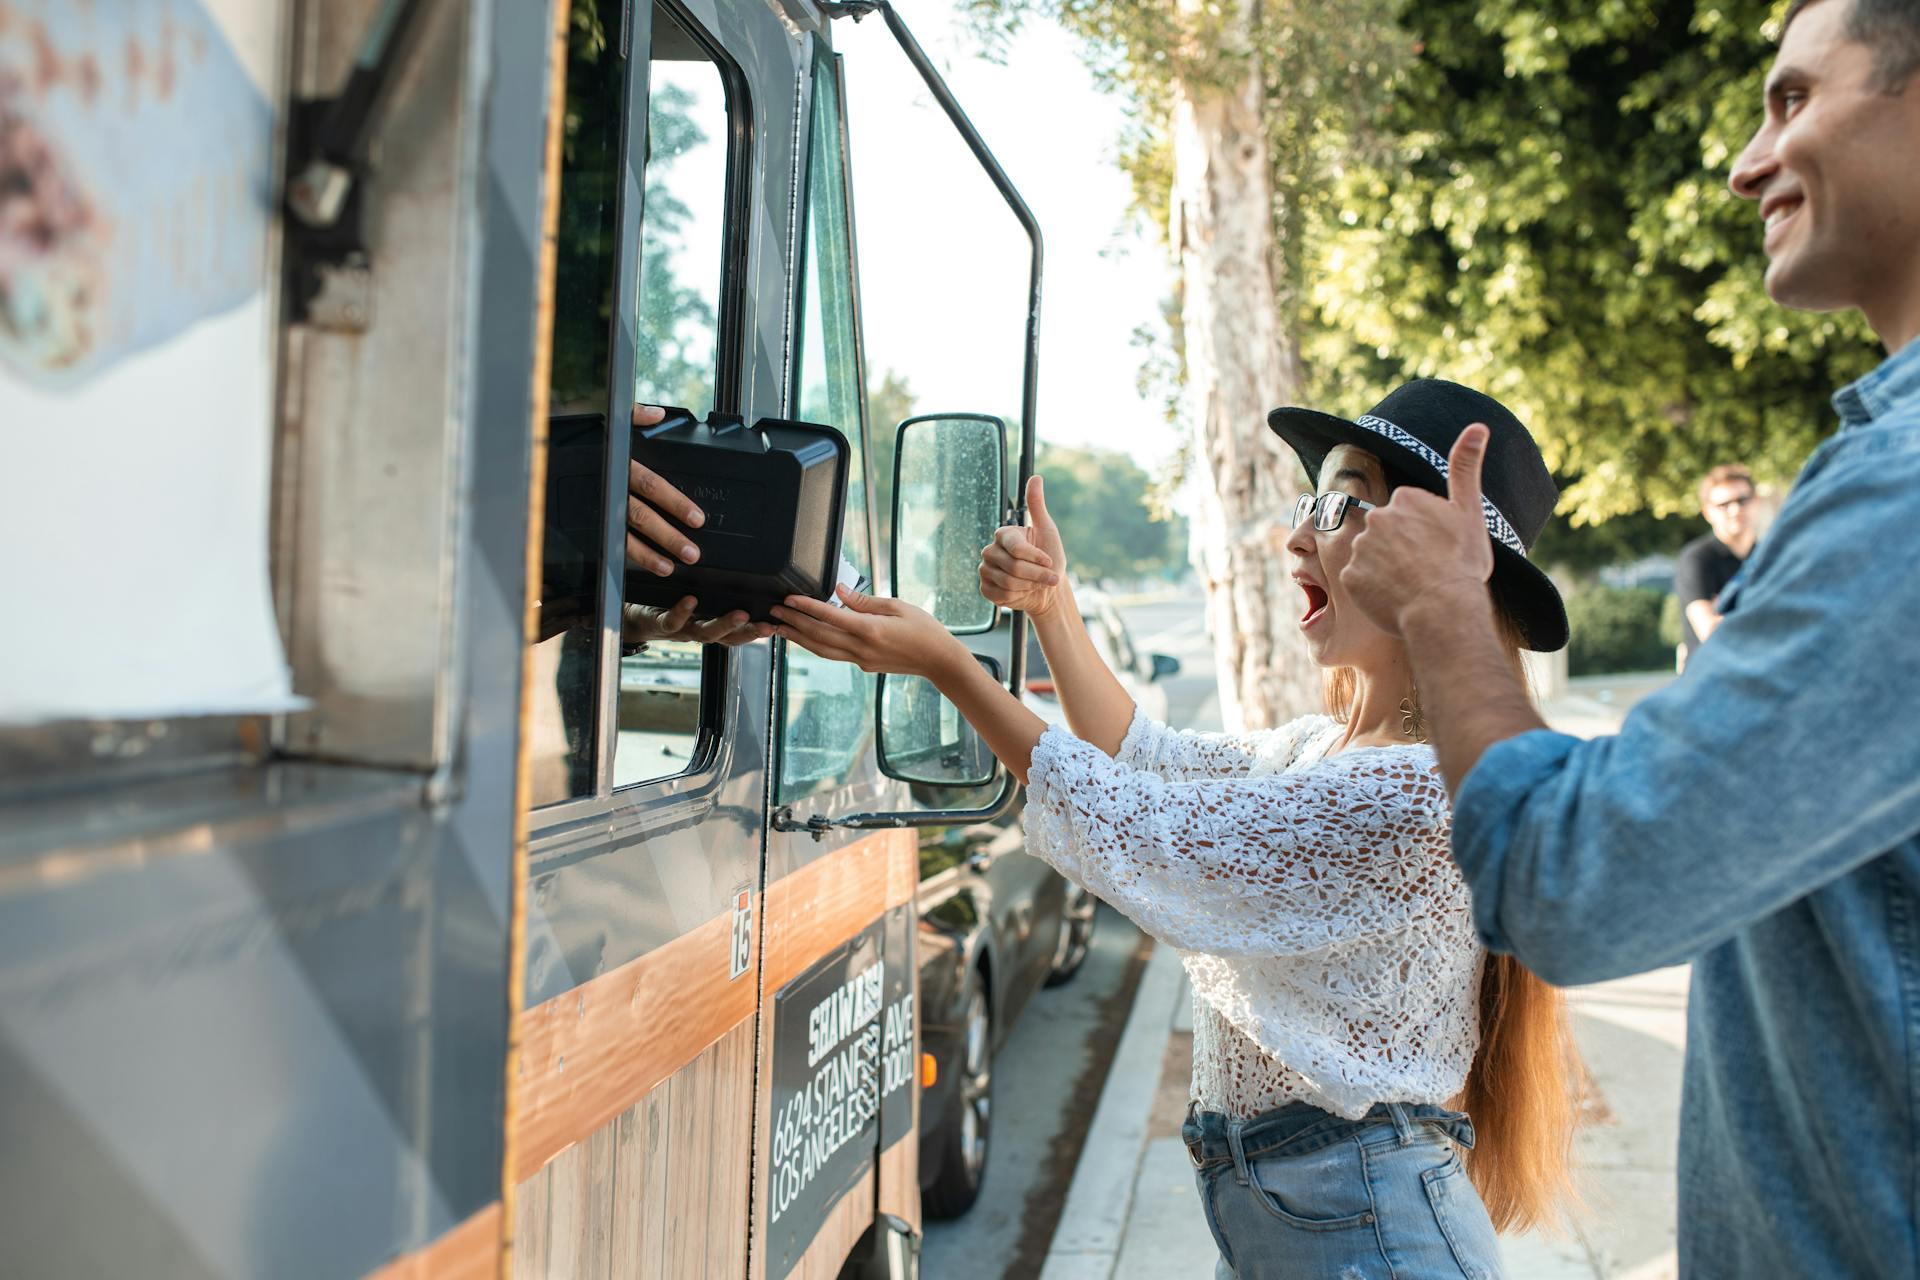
[0,0,1041,1275]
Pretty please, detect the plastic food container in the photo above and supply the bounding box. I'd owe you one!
[626,407,850,621]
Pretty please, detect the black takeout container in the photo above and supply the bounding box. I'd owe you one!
[623,407,850,622]
[540,408,850,628]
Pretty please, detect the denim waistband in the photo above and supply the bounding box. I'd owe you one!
[1181,1100,1475,1174]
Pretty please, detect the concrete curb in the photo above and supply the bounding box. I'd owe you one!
[1040,940,1187,1280]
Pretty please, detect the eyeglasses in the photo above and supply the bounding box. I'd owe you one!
[1708,493,1755,511]
[1292,491,1377,533]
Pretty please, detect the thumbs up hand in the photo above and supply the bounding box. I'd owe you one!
[1340,424,1497,638]
[979,474,1067,620]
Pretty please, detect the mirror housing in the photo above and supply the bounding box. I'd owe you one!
[889,414,1006,636]
[1150,652,1182,682]
[876,655,1003,788]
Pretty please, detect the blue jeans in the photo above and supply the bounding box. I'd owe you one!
[1182,1101,1504,1280]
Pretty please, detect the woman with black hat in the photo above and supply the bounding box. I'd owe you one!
[770,380,1580,1277]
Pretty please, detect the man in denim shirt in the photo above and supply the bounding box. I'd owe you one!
[1339,0,1920,1274]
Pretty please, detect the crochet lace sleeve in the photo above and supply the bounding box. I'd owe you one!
[1114,706,1330,781]
[1025,726,1453,956]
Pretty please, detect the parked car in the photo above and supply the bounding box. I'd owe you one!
[1021,587,1181,729]
[915,596,1182,1217]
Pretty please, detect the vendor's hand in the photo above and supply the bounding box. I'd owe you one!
[625,404,705,576]
[1342,424,1497,636]
[979,474,1065,618]
[770,586,965,678]
[622,597,772,648]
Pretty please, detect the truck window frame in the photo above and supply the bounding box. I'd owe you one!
[772,46,883,810]
[529,0,756,838]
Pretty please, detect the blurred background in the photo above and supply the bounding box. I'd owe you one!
[799,0,1858,705]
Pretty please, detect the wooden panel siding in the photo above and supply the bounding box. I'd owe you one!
[748,828,918,1278]
[514,1019,755,1279]
[363,1203,502,1280]
[513,906,756,1184]
[514,829,920,1278]
[761,829,917,993]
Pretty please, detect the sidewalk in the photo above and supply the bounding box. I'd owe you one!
[1042,681,1685,1280]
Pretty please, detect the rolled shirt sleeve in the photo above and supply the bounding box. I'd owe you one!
[1451,427,1920,986]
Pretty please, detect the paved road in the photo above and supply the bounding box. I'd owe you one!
[920,590,1219,1278]
[919,906,1147,1280]
[1114,593,1222,734]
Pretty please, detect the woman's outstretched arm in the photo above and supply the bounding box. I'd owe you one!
[984,477,1312,780]
[979,475,1136,754]
[772,586,1050,782]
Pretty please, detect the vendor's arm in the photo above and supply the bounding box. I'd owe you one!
[617,405,769,645]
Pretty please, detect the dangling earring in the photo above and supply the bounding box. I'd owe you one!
[1400,679,1428,743]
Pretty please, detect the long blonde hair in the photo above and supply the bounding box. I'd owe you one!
[1324,605,1580,1234]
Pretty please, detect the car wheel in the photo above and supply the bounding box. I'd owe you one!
[1045,883,1096,987]
[924,973,992,1219]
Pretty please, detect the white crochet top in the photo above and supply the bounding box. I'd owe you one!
[1023,708,1484,1121]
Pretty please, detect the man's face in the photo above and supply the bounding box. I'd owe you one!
[1729,0,1920,318]
[1703,480,1757,544]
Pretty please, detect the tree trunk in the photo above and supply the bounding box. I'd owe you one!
[1170,21,1322,732]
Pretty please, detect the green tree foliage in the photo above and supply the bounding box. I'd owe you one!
[975,0,1884,553]
[967,0,1408,378]
[551,0,622,411]
[1035,443,1189,583]
[866,369,916,552]
[554,0,717,412]
[634,82,720,410]
[1566,584,1675,675]
[1303,0,1881,523]
[1530,505,1697,575]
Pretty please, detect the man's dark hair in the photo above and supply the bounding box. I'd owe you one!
[1783,0,1920,90]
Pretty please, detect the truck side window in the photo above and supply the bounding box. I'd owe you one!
[530,0,737,806]
[778,57,875,803]
[528,1,628,807]
[633,5,726,412]
[613,4,734,790]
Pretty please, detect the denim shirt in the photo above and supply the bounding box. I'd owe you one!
[1454,339,1920,1279]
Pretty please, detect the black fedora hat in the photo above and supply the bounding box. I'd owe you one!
[1267,379,1568,652]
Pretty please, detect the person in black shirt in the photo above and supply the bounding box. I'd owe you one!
[1673,463,1760,667]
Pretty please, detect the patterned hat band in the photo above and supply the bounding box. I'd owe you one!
[1352,414,1527,554]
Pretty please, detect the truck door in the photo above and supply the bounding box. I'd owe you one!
[751,42,923,1280]
[751,8,1046,1276]
[508,2,776,1275]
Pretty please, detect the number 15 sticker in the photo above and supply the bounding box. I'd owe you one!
[730,889,752,980]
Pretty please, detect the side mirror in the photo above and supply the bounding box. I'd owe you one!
[890,414,1006,636]
[1149,653,1182,682]
[877,655,1003,788]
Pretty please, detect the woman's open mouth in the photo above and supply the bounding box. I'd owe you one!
[1298,580,1330,629]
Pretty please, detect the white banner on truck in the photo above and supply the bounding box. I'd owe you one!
[0,0,299,724]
